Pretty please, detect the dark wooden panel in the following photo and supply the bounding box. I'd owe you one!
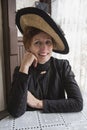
[0,110,9,120]
[9,27,17,54]
[10,55,18,81]
[1,0,11,103]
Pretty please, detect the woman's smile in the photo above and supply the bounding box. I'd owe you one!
[38,52,49,57]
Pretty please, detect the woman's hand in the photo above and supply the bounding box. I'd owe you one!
[19,52,38,74]
[27,91,43,109]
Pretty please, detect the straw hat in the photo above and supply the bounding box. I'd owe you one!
[16,7,69,54]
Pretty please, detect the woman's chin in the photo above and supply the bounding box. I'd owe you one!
[38,57,50,64]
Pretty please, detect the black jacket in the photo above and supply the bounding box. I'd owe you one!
[8,57,83,117]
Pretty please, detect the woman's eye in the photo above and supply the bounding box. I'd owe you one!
[34,41,41,45]
[46,40,52,45]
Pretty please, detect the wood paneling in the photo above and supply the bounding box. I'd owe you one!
[17,37,25,66]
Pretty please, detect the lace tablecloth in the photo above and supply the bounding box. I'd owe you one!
[0,95,87,130]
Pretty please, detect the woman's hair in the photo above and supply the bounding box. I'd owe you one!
[23,27,42,49]
[23,27,56,50]
[40,0,48,2]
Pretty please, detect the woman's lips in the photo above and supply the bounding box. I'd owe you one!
[38,53,49,57]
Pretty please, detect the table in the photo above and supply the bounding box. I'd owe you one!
[0,94,87,130]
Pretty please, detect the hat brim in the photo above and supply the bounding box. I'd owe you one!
[16,7,69,54]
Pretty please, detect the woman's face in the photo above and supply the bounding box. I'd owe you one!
[29,32,53,64]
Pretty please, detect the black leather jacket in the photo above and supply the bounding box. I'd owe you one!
[8,57,83,117]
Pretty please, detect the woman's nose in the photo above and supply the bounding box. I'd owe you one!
[40,43,47,50]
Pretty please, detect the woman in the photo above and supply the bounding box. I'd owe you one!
[8,7,83,117]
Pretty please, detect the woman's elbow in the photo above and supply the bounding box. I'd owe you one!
[8,110,25,118]
[76,98,83,112]
[8,106,25,118]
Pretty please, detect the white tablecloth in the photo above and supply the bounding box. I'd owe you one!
[0,94,87,130]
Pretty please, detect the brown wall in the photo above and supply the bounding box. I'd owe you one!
[0,0,6,111]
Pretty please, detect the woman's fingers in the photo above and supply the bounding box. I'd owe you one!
[27,91,43,109]
[19,51,38,73]
[27,91,37,108]
[27,51,38,67]
[33,58,38,67]
[22,51,38,67]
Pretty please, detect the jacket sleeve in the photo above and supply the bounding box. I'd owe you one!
[7,67,30,117]
[43,60,83,113]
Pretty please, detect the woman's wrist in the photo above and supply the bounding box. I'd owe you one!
[37,100,43,109]
[19,65,29,74]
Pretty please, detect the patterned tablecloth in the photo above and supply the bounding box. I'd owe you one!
[0,94,87,130]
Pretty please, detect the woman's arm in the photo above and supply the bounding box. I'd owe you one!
[7,67,29,117]
[42,60,83,113]
[8,52,38,117]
